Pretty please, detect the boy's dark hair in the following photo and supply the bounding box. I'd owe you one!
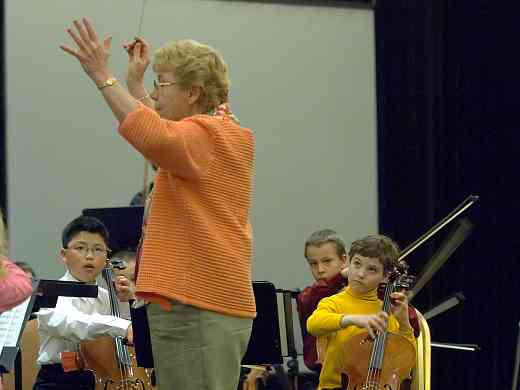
[61,216,110,248]
[348,234,400,274]
[304,229,346,259]
[14,261,36,278]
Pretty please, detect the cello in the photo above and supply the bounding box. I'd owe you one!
[341,262,416,390]
[79,258,155,390]
[341,195,479,389]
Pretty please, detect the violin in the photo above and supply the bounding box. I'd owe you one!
[79,258,155,390]
[341,263,416,390]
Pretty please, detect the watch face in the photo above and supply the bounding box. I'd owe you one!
[99,78,116,89]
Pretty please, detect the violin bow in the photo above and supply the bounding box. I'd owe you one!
[399,195,478,262]
[137,0,147,38]
[396,195,479,301]
[135,0,152,204]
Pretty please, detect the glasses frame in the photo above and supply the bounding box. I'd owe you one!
[153,79,177,90]
[65,244,111,258]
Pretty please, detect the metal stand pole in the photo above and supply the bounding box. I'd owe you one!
[511,322,520,390]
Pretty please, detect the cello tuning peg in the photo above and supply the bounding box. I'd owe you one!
[397,260,409,273]
[110,258,127,270]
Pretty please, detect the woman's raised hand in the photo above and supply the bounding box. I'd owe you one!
[123,37,151,89]
[60,18,112,87]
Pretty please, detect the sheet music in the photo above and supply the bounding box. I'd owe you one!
[0,297,31,356]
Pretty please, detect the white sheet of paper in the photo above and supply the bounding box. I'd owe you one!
[0,297,31,356]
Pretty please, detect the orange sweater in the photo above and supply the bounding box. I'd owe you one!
[119,105,256,318]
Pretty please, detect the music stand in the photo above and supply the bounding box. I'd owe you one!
[130,304,155,369]
[0,282,39,371]
[82,207,144,253]
[31,279,97,315]
[0,279,97,390]
[242,281,283,365]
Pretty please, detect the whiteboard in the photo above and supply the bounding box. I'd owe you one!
[6,0,378,290]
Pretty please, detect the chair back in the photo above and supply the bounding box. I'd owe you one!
[410,311,431,390]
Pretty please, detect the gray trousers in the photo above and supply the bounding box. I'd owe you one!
[148,303,253,390]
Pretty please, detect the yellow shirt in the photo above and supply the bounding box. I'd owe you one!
[307,286,416,390]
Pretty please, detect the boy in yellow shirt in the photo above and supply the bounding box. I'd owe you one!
[307,234,416,390]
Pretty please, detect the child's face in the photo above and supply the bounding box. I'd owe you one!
[346,254,386,294]
[306,243,346,282]
[60,232,108,283]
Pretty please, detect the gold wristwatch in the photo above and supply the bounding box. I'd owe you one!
[98,77,117,90]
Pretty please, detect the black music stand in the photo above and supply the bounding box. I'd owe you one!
[242,281,283,366]
[130,304,155,369]
[31,279,97,315]
[82,207,144,253]
[0,279,97,390]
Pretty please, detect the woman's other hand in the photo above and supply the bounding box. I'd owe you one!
[123,37,151,88]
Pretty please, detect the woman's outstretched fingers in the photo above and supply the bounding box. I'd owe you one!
[103,35,112,51]
[65,27,86,54]
[83,17,99,42]
[74,19,94,48]
[60,42,79,59]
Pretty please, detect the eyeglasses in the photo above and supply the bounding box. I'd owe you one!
[66,244,110,258]
[153,79,177,90]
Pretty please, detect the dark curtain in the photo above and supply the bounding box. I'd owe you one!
[376,1,520,389]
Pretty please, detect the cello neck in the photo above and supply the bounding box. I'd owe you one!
[102,267,122,318]
[369,283,396,371]
[101,266,132,365]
